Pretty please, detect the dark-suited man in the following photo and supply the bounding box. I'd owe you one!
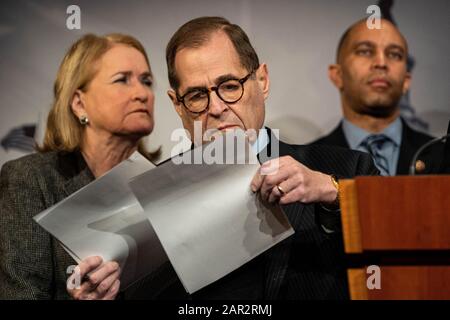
[313,18,442,175]
[163,16,378,299]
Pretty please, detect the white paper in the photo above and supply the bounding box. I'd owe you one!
[34,152,168,289]
[129,131,295,293]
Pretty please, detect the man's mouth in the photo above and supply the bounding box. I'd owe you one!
[204,124,241,141]
[217,124,239,131]
[368,78,391,89]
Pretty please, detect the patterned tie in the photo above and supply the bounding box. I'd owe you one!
[361,134,391,176]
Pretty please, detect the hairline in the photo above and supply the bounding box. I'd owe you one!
[336,18,409,63]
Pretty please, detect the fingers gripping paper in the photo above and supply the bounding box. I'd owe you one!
[34,152,168,290]
[129,130,294,293]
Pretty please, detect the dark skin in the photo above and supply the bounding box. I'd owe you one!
[329,19,411,133]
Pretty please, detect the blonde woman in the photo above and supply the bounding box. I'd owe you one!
[0,33,158,300]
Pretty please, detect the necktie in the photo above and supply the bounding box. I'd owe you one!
[361,134,391,176]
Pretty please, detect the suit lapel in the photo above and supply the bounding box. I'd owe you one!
[396,120,415,175]
[395,119,437,175]
[330,120,427,175]
[324,123,350,148]
[259,129,306,298]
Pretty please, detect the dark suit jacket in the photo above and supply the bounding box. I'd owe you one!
[0,150,180,300]
[191,133,378,300]
[312,118,443,175]
[136,131,379,300]
[0,135,378,300]
[0,151,94,299]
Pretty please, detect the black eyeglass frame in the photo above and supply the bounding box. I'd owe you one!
[176,70,255,114]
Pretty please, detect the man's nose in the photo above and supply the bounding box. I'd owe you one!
[207,91,228,117]
[372,50,388,70]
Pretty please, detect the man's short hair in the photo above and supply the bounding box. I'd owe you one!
[166,16,260,91]
[335,18,408,63]
[335,18,366,63]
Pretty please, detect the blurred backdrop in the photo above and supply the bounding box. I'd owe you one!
[0,0,448,165]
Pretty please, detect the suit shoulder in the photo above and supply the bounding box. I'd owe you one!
[1,152,58,176]
[310,135,330,145]
[0,152,61,191]
[309,123,347,148]
[404,121,434,138]
[288,143,378,176]
[298,143,368,159]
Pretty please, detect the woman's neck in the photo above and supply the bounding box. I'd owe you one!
[80,131,139,178]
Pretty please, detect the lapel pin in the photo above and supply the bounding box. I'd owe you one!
[415,160,426,173]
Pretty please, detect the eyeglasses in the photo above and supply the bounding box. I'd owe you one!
[176,70,255,114]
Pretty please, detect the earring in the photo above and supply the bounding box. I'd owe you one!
[79,115,89,125]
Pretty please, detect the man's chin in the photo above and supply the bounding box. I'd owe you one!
[360,94,401,117]
[363,104,398,118]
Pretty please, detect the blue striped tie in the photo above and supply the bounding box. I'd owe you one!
[361,134,391,176]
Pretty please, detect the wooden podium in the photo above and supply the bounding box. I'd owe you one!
[339,176,450,300]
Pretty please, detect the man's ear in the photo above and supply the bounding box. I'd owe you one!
[167,89,184,117]
[256,63,270,100]
[402,71,412,95]
[70,90,86,120]
[328,64,344,90]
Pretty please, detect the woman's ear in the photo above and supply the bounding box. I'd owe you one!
[328,64,344,90]
[70,89,86,119]
[256,63,270,100]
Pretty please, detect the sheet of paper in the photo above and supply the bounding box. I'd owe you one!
[129,130,295,293]
[34,152,168,289]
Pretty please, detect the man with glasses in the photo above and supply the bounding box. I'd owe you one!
[175,70,254,116]
[164,16,378,300]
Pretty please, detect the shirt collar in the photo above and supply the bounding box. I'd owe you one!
[251,127,270,155]
[342,117,402,149]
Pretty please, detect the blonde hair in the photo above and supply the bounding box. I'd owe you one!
[39,33,159,160]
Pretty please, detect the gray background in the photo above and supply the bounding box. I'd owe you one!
[0,0,449,165]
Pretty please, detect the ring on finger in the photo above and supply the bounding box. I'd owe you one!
[276,184,286,196]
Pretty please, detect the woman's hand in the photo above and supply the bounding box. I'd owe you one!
[67,256,121,300]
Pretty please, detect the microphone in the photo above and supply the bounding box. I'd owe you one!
[442,120,450,173]
[409,122,450,175]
